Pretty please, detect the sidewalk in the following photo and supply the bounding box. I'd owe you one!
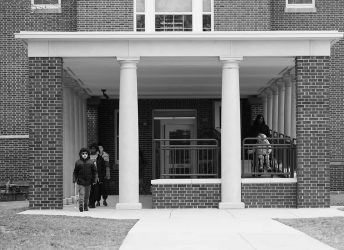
[19,204,344,250]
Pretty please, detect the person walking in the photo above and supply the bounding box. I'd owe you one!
[98,144,111,206]
[88,143,106,208]
[73,148,97,212]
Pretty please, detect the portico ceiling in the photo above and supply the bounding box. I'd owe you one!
[16,31,342,97]
[63,56,294,98]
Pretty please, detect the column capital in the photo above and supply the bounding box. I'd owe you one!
[276,78,285,91]
[282,73,292,87]
[263,87,273,96]
[270,83,279,94]
[219,56,243,68]
[117,57,140,68]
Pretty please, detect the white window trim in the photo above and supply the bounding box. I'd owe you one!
[31,0,61,13]
[134,0,214,32]
[285,0,316,13]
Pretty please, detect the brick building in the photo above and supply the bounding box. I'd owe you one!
[1,0,343,209]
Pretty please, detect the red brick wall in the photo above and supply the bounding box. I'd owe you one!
[152,184,221,208]
[296,56,331,208]
[77,0,133,31]
[330,164,344,191]
[271,0,344,163]
[0,0,76,184]
[28,57,64,209]
[152,182,297,208]
[0,139,30,183]
[214,0,271,31]
[242,183,297,208]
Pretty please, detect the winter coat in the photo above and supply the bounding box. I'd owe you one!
[73,149,97,186]
[91,154,106,183]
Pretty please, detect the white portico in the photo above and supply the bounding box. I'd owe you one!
[16,31,342,209]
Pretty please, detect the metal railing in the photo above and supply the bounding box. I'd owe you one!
[242,137,296,178]
[153,139,220,179]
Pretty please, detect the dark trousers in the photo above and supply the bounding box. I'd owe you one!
[98,181,108,201]
[89,181,108,205]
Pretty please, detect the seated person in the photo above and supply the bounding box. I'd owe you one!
[256,133,272,172]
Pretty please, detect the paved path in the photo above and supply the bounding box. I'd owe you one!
[17,204,344,250]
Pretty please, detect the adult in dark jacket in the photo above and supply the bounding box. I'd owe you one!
[73,148,97,212]
[88,144,106,208]
[250,114,271,138]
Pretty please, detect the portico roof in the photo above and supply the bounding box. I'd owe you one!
[15,31,343,97]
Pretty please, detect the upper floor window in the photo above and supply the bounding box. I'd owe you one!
[135,0,213,32]
[31,0,61,13]
[285,0,316,12]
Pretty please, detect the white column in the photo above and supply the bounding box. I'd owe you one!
[218,57,244,209]
[284,74,292,137]
[116,57,142,210]
[272,84,279,133]
[260,92,268,122]
[67,91,79,195]
[81,95,88,147]
[63,87,69,199]
[277,79,285,134]
[266,88,273,129]
[290,75,296,139]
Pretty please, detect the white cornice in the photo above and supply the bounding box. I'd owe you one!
[15,31,343,59]
[15,31,343,41]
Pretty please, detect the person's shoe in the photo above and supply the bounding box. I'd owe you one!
[267,167,272,172]
[103,200,108,207]
[84,204,88,211]
[96,201,100,206]
[89,204,95,208]
[79,205,83,212]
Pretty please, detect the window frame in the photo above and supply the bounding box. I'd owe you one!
[134,0,214,32]
[285,0,316,12]
[31,0,61,13]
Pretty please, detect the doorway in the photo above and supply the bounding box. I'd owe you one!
[153,110,197,179]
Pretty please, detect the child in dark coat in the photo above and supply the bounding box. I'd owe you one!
[73,148,97,212]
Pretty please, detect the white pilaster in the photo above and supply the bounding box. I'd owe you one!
[63,87,69,198]
[290,74,297,139]
[284,74,292,137]
[271,84,279,133]
[277,79,285,134]
[218,57,245,209]
[266,88,273,129]
[116,57,142,210]
[260,91,268,122]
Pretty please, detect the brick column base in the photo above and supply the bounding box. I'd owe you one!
[29,57,63,209]
[296,56,330,207]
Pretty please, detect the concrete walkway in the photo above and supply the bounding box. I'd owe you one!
[16,202,344,250]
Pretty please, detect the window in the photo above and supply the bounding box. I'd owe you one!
[136,0,145,32]
[285,0,316,12]
[202,0,212,32]
[155,0,192,32]
[31,0,61,13]
[135,0,213,32]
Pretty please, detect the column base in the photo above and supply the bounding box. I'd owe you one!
[116,202,142,210]
[219,202,245,209]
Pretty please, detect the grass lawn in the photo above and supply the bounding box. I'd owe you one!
[0,205,137,250]
[276,216,344,250]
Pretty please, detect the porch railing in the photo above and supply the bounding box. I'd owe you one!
[242,137,296,178]
[153,139,220,179]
